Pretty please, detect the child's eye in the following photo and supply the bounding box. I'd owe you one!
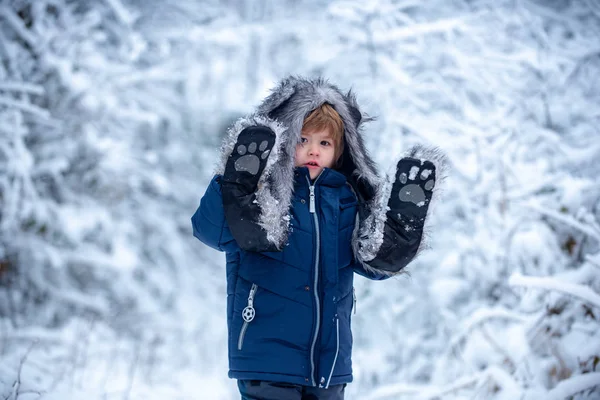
[300,137,308,144]
[321,141,331,146]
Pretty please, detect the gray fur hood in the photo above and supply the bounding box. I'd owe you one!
[215,76,447,271]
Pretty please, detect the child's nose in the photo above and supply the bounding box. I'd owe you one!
[308,143,319,156]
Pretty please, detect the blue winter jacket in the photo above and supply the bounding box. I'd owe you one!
[191,76,439,388]
[192,167,388,388]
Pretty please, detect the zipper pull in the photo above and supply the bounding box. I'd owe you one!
[248,284,257,307]
[353,288,357,315]
[309,185,316,213]
[242,284,258,323]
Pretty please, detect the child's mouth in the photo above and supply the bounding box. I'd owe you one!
[305,161,319,168]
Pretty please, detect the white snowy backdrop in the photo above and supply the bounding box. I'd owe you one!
[0,0,599,399]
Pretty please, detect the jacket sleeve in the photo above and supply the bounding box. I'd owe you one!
[191,175,240,253]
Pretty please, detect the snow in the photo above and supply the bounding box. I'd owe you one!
[546,373,600,400]
[509,273,600,309]
[1,0,599,399]
[408,165,419,180]
[429,278,468,309]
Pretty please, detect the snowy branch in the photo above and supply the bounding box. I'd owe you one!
[0,6,40,51]
[365,365,524,400]
[446,307,528,353]
[0,97,50,119]
[586,253,600,269]
[104,0,139,26]
[371,16,471,43]
[0,82,44,95]
[509,273,600,309]
[524,202,600,243]
[546,372,600,400]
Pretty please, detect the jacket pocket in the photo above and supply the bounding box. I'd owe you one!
[340,196,358,209]
[238,283,259,350]
[339,196,358,230]
[338,225,355,269]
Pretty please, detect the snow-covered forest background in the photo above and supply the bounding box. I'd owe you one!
[1,0,599,399]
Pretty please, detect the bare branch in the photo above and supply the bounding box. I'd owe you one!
[13,341,38,400]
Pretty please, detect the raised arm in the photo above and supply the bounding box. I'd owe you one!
[191,175,240,253]
[354,145,447,277]
[193,114,290,253]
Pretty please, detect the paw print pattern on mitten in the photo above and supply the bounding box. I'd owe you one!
[387,157,436,224]
[221,125,279,252]
[397,166,435,207]
[223,126,276,188]
[234,140,271,176]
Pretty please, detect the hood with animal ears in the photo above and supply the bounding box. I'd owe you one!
[215,76,382,249]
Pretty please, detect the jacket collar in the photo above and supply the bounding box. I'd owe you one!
[294,167,347,188]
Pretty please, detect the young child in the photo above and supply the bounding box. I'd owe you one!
[192,77,445,400]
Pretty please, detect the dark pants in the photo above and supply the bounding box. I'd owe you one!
[238,380,346,400]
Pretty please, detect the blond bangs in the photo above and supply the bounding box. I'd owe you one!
[302,103,345,160]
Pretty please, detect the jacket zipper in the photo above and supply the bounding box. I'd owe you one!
[307,173,322,386]
[324,317,340,389]
[309,183,316,213]
[237,283,258,350]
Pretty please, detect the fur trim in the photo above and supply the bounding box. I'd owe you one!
[353,171,394,263]
[215,115,293,249]
[405,144,449,257]
[354,144,449,275]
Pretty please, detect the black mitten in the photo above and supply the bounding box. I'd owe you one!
[367,157,436,273]
[221,126,278,252]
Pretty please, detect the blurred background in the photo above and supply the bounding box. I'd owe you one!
[1,0,599,399]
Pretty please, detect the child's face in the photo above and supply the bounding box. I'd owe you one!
[295,128,337,180]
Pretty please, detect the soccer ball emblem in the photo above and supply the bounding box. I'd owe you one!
[242,306,255,322]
